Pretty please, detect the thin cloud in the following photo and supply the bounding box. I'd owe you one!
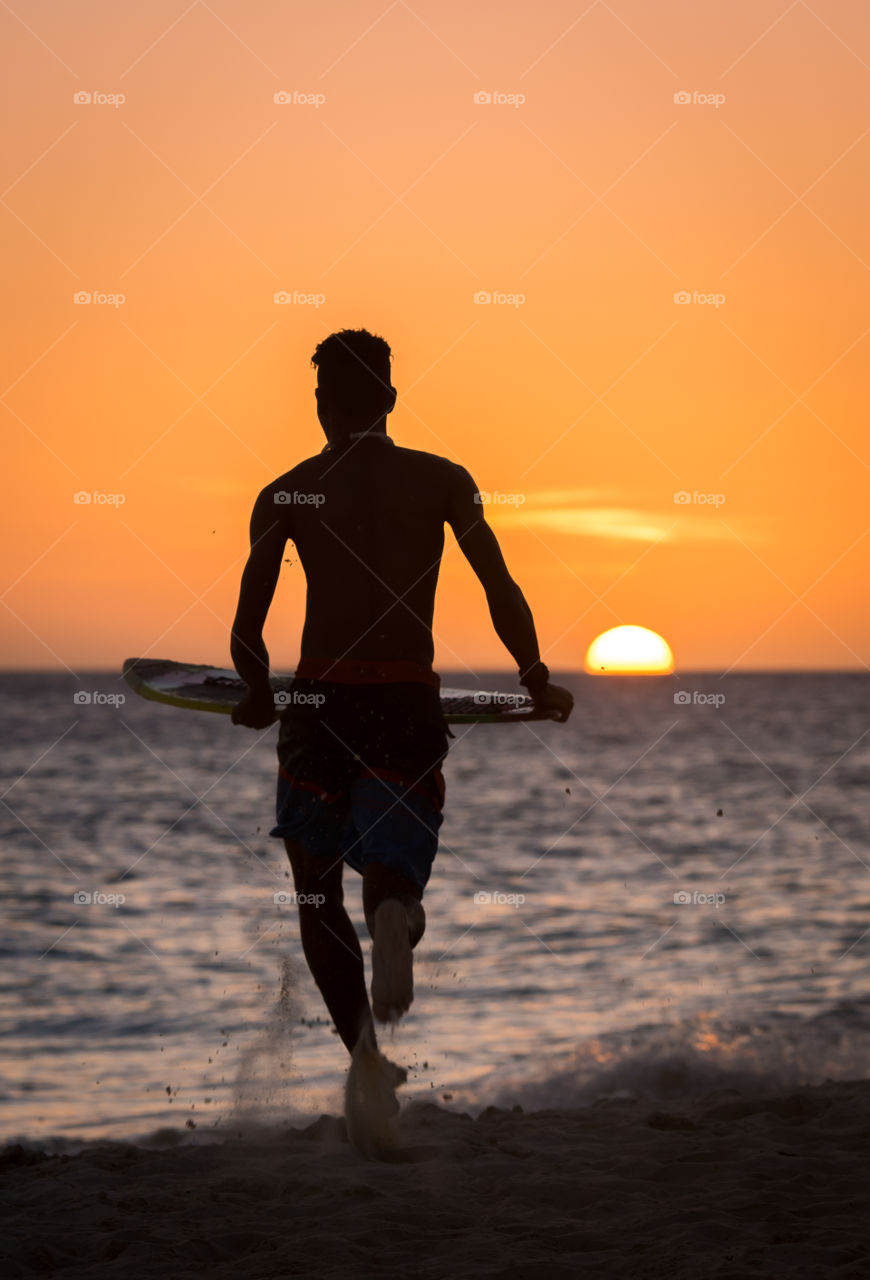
[487,497,734,543]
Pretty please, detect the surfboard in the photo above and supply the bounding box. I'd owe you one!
[122,658,560,724]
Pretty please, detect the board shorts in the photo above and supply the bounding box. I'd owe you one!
[269,660,449,892]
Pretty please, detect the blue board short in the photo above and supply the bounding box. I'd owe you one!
[270,675,449,892]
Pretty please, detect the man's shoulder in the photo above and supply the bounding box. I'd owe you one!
[262,455,322,495]
[392,444,449,463]
[392,446,469,483]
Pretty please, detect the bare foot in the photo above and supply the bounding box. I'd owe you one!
[344,1022,407,1159]
[370,898,423,1023]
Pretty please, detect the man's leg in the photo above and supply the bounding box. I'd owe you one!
[362,862,426,1023]
[283,839,374,1055]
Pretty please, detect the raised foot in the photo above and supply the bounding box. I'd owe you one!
[370,898,421,1024]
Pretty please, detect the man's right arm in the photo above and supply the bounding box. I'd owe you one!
[446,465,573,722]
[229,482,289,728]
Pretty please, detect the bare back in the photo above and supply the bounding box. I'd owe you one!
[271,439,458,665]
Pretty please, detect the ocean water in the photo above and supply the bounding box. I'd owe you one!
[1,670,869,1146]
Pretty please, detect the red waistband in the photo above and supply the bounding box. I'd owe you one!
[294,658,440,689]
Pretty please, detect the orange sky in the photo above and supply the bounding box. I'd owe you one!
[2,0,869,673]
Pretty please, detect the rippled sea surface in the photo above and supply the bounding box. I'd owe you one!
[2,671,869,1144]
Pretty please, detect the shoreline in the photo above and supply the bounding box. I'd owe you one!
[3,1076,868,1277]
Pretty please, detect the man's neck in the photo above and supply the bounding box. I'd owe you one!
[325,422,392,450]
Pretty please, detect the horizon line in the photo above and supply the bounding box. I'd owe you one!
[1,666,867,677]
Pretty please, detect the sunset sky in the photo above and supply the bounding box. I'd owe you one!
[2,0,868,673]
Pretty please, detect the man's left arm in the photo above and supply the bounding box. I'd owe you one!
[230,485,288,728]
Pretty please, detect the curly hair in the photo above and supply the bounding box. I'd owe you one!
[310,328,394,419]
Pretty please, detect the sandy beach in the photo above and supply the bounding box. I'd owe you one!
[3,1077,869,1279]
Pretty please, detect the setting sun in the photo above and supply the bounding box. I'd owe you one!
[585,626,674,676]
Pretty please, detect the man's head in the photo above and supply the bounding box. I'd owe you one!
[311,328,396,440]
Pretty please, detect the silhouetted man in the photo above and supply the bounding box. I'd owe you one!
[230,328,573,1066]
